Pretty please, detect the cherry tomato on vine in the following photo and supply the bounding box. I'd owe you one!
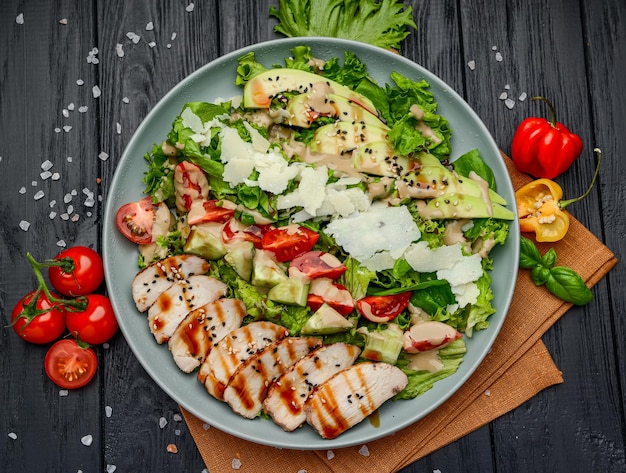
[11,291,66,344]
[45,339,98,389]
[48,246,104,297]
[65,294,118,345]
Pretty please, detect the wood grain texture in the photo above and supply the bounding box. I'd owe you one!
[0,0,623,472]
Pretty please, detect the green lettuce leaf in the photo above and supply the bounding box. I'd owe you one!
[269,0,417,52]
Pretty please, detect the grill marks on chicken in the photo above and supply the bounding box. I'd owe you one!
[223,337,322,418]
[168,298,246,373]
[132,254,210,312]
[198,321,290,400]
[148,274,228,344]
[305,362,408,439]
[264,343,361,431]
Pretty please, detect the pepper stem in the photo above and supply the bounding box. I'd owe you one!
[560,148,603,209]
[532,96,557,128]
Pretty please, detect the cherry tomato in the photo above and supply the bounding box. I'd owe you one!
[187,199,237,225]
[261,225,319,262]
[48,246,104,297]
[115,196,158,244]
[66,294,118,345]
[306,278,354,316]
[45,339,97,389]
[356,292,412,323]
[11,291,66,344]
[222,218,273,249]
[289,251,347,280]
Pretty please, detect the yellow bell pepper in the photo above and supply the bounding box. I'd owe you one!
[515,148,602,242]
[516,179,569,242]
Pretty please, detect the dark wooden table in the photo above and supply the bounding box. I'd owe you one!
[1,1,624,471]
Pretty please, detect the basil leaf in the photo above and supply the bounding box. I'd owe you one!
[545,267,593,306]
[519,236,542,269]
[542,248,557,269]
[531,265,551,285]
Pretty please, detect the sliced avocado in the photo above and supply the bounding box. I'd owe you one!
[310,122,389,156]
[183,225,228,260]
[352,141,414,177]
[286,92,386,129]
[224,240,254,281]
[301,303,353,335]
[357,324,404,364]
[251,249,288,288]
[243,68,377,114]
[415,193,515,220]
[267,277,309,306]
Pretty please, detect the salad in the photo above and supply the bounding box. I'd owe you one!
[115,45,514,404]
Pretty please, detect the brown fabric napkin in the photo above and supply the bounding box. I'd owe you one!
[182,154,617,473]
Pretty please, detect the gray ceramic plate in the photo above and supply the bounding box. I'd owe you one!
[103,37,519,449]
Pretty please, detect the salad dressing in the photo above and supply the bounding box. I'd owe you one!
[410,104,442,145]
[406,350,444,372]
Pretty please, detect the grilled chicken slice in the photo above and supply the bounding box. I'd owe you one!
[223,337,322,419]
[198,321,289,400]
[305,362,408,439]
[148,274,227,344]
[132,254,209,312]
[168,298,246,373]
[263,343,361,431]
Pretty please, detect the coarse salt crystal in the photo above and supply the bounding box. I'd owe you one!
[31,181,38,186]
[62,109,69,118]
[52,172,60,180]
[56,240,66,247]
[495,51,503,62]
[77,79,84,86]
[50,211,57,219]
[16,13,24,24]
[8,432,18,439]
[171,32,177,41]
[63,125,72,132]
[116,122,121,134]
[41,160,53,171]
[358,445,370,457]
[202,423,210,430]
[81,434,93,446]
[467,60,476,70]
[68,103,75,111]
[67,156,73,162]
[106,465,117,473]
[61,213,70,221]
[485,389,491,396]
[19,220,30,231]
[98,152,109,161]
[49,200,56,207]
[64,193,73,204]
[59,18,68,25]
[297,470,307,473]
[519,92,528,101]
[54,127,62,133]
[499,92,508,100]
[174,429,181,436]
[491,45,498,51]
[34,190,45,200]
[148,41,156,48]
[105,406,113,417]
[166,43,172,49]
[159,417,168,428]
[79,106,88,113]
[102,342,109,348]
[173,413,182,422]
[326,450,335,460]
[504,98,516,109]
[92,86,101,98]
[19,187,26,194]
[67,204,74,214]
[146,21,154,31]
[59,389,69,396]
[115,44,124,58]
[186,3,195,12]
[231,458,242,470]
[41,171,52,180]
[122,96,130,104]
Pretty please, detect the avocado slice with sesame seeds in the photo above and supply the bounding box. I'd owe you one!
[415,193,515,220]
[286,92,387,129]
[243,68,377,114]
[352,141,414,177]
[310,122,389,157]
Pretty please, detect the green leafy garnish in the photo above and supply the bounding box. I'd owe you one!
[269,0,417,52]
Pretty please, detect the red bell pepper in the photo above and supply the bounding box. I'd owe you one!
[511,96,583,179]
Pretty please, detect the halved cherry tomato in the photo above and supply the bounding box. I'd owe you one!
[307,279,354,316]
[223,218,273,249]
[356,292,412,323]
[261,225,319,263]
[174,161,210,213]
[45,339,97,389]
[289,251,347,280]
[115,196,158,244]
[187,199,237,225]
[48,246,104,296]
[66,294,118,345]
[11,291,66,344]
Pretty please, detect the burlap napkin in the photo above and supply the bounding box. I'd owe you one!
[182,154,617,473]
